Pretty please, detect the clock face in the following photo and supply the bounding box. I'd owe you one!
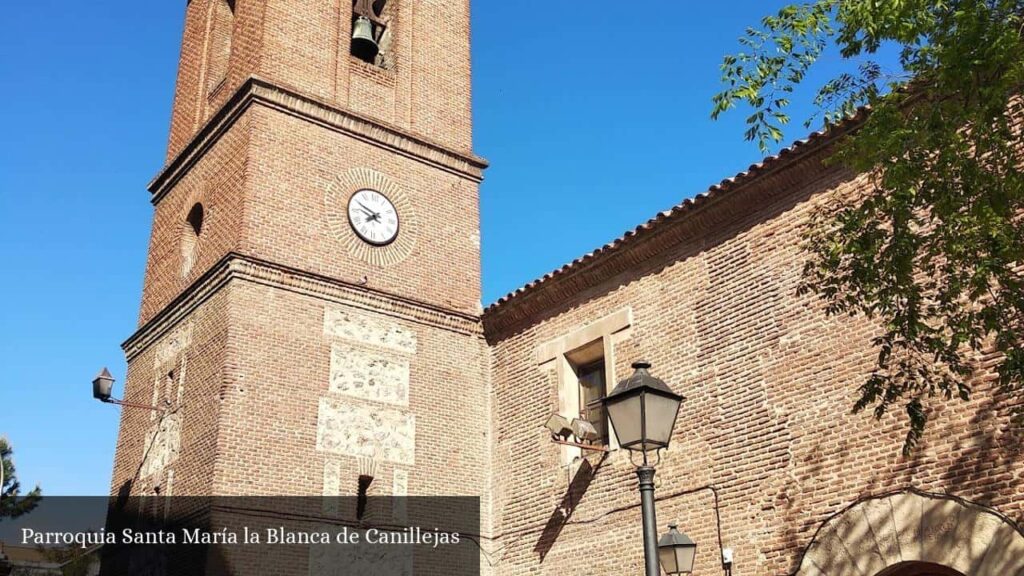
[347,189,400,246]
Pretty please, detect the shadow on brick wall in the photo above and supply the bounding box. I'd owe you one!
[533,455,607,562]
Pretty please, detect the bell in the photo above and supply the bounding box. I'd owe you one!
[351,16,379,62]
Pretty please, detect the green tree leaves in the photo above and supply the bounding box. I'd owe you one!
[715,0,1024,453]
[1,436,42,521]
[711,1,838,150]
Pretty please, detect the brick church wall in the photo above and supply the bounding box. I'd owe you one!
[209,280,491,499]
[166,0,474,164]
[243,105,482,316]
[137,112,251,327]
[484,140,1024,575]
[112,287,232,499]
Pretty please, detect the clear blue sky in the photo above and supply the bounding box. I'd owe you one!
[0,1,893,495]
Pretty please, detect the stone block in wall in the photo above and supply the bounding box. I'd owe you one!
[890,491,924,561]
[316,399,415,465]
[860,497,902,567]
[308,533,412,576]
[140,413,182,479]
[323,308,416,353]
[329,344,410,406]
[154,323,193,369]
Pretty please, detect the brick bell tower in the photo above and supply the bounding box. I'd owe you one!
[110,0,490,507]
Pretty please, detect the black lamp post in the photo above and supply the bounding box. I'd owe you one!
[601,361,684,576]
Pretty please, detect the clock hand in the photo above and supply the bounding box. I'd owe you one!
[357,201,383,222]
[357,201,380,216]
[357,207,380,223]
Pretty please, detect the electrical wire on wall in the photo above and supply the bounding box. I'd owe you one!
[469,481,731,574]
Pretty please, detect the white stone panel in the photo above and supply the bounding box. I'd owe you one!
[329,344,410,406]
[323,308,416,353]
[794,491,1024,576]
[316,399,415,465]
[393,469,408,496]
[140,413,182,479]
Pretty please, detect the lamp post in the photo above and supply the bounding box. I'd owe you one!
[601,361,684,576]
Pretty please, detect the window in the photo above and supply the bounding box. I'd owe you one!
[537,308,633,464]
[165,370,176,400]
[576,360,608,445]
[186,203,204,236]
[181,203,204,277]
[565,338,609,446]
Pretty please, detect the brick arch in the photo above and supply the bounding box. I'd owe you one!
[793,489,1024,576]
[876,562,965,576]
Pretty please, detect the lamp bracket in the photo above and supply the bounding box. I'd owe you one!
[628,447,664,469]
[103,397,166,413]
[550,439,610,453]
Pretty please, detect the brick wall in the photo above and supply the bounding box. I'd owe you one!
[483,148,1024,575]
[243,105,482,315]
[112,287,232,498]
[166,0,474,162]
[138,112,250,327]
[210,280,491,498]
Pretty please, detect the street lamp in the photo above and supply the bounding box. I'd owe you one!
[92,368,115,402]
[601,361,684,576]
[658,524,697,575]
[91,368,163,412]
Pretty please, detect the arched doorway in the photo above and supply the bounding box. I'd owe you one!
[876,562,966,576]
[793,489,1024,576]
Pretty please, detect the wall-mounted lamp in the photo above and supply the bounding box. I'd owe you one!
[571,418,601,444]
[544,413,573,440]
[544,411,609,453]
[92,368,163,412]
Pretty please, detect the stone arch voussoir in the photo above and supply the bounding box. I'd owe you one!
[793,489,1024,576]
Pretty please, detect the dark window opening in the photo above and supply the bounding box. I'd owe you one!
[187,203,204,237]
[577,360,609,445]
[356,474,374,520]
[165,370,176,399]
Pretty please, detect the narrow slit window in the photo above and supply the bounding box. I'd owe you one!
[206,0,235,93]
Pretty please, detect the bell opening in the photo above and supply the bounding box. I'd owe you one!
[351,16,380,64]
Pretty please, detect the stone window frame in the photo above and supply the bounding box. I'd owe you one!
[537,308,632,465]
